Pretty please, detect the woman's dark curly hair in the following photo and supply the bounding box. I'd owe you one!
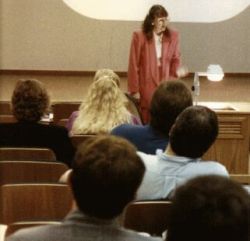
[142,4,170,40]
[11,79,50,122]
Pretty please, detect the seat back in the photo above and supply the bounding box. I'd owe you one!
[52,102,80,125]
[0,183,73,224]
[0,115,16,123]
[122,201,172,236]
[0,101,11,115]
[230,174,250,184]
[0,147,56,161]
[0,161,68,185]
[70,134,95,148]
[57,118,69,127]
[124,93,143,124]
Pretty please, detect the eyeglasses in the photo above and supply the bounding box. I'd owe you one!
[157,17,170,23]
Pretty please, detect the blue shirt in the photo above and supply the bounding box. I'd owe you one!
[111,124,168,154]
[136,151,229,200]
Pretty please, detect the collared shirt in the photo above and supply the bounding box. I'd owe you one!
[136,151,229,200]
[153,32,162,66]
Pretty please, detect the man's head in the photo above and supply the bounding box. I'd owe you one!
[150,80,193,137]
[11,79,50,122]
[70,135,145,219]
[166,175,250,241]
[169,105,218,158]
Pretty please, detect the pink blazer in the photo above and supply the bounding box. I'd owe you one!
[127,29,181,109]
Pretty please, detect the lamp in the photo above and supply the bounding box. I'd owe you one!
[192,64,224,105]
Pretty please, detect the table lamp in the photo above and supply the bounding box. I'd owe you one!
[192,64,224,105]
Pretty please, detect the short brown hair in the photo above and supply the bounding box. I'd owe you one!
[70,135,145,219]
[170,106,218,158]
[11,79,50,122]
[167,175,250,241]
[150,80,193,136]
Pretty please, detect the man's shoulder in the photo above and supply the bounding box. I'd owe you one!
[189,160,229,176]
[6,224,61,241]
[120,228,161,241]
[137,151,158,163]
[6,223,161,241]
[111,124,147,136]
[202,160,229,174]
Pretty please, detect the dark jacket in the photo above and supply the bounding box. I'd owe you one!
[0,122,75,167]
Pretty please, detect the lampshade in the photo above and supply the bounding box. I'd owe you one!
[206,64,224,81]
[192,64,224,105]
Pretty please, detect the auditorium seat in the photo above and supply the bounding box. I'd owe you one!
[0,115,16,123]
[0,101,11,115]
[0,161,68,185]
[230,174,250,184]
[52,102,80,125]
[70,134,95,148]
[0,147,56,162]
[0,183,73,224]
[121,201,172,236]
[57,118,69,127]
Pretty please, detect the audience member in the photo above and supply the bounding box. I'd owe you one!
[69,75,140,134]
[137,105,229,200]
[93,68,120,85]
[0,79,75,167]
[166,175,250,241]
[7,135,161,241]
[111,80,192,154]
[67,68,122,131]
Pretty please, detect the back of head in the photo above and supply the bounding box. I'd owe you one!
[11,79,50,122]
[166,175,250,241]
[72,76,129,134]
[170,105,218,158]
[150,80,193,136]
[93,68,120,87]
[70,135,145,219]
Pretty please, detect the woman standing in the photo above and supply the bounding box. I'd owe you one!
[128,5,182,123]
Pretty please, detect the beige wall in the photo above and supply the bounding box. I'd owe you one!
[1,1,249,103]
[1,0,249,73]
[1,73,250,103]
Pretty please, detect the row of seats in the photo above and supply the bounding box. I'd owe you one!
[0,146,171,237]
[0,95,142,126]
[1,182,171,237]
[0,147,250,238]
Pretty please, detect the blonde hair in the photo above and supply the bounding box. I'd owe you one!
[93,69,120,87]
[72,76,131,134]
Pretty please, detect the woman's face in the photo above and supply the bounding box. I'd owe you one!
[152,16,168,34]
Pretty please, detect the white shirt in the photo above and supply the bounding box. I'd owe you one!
[153,32,162,66]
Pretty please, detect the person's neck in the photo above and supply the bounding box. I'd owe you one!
[153,30,163,36]
[165,144,176,156]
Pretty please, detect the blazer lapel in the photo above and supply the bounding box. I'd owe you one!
[161,35,171,78]
[149,38,160,86]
